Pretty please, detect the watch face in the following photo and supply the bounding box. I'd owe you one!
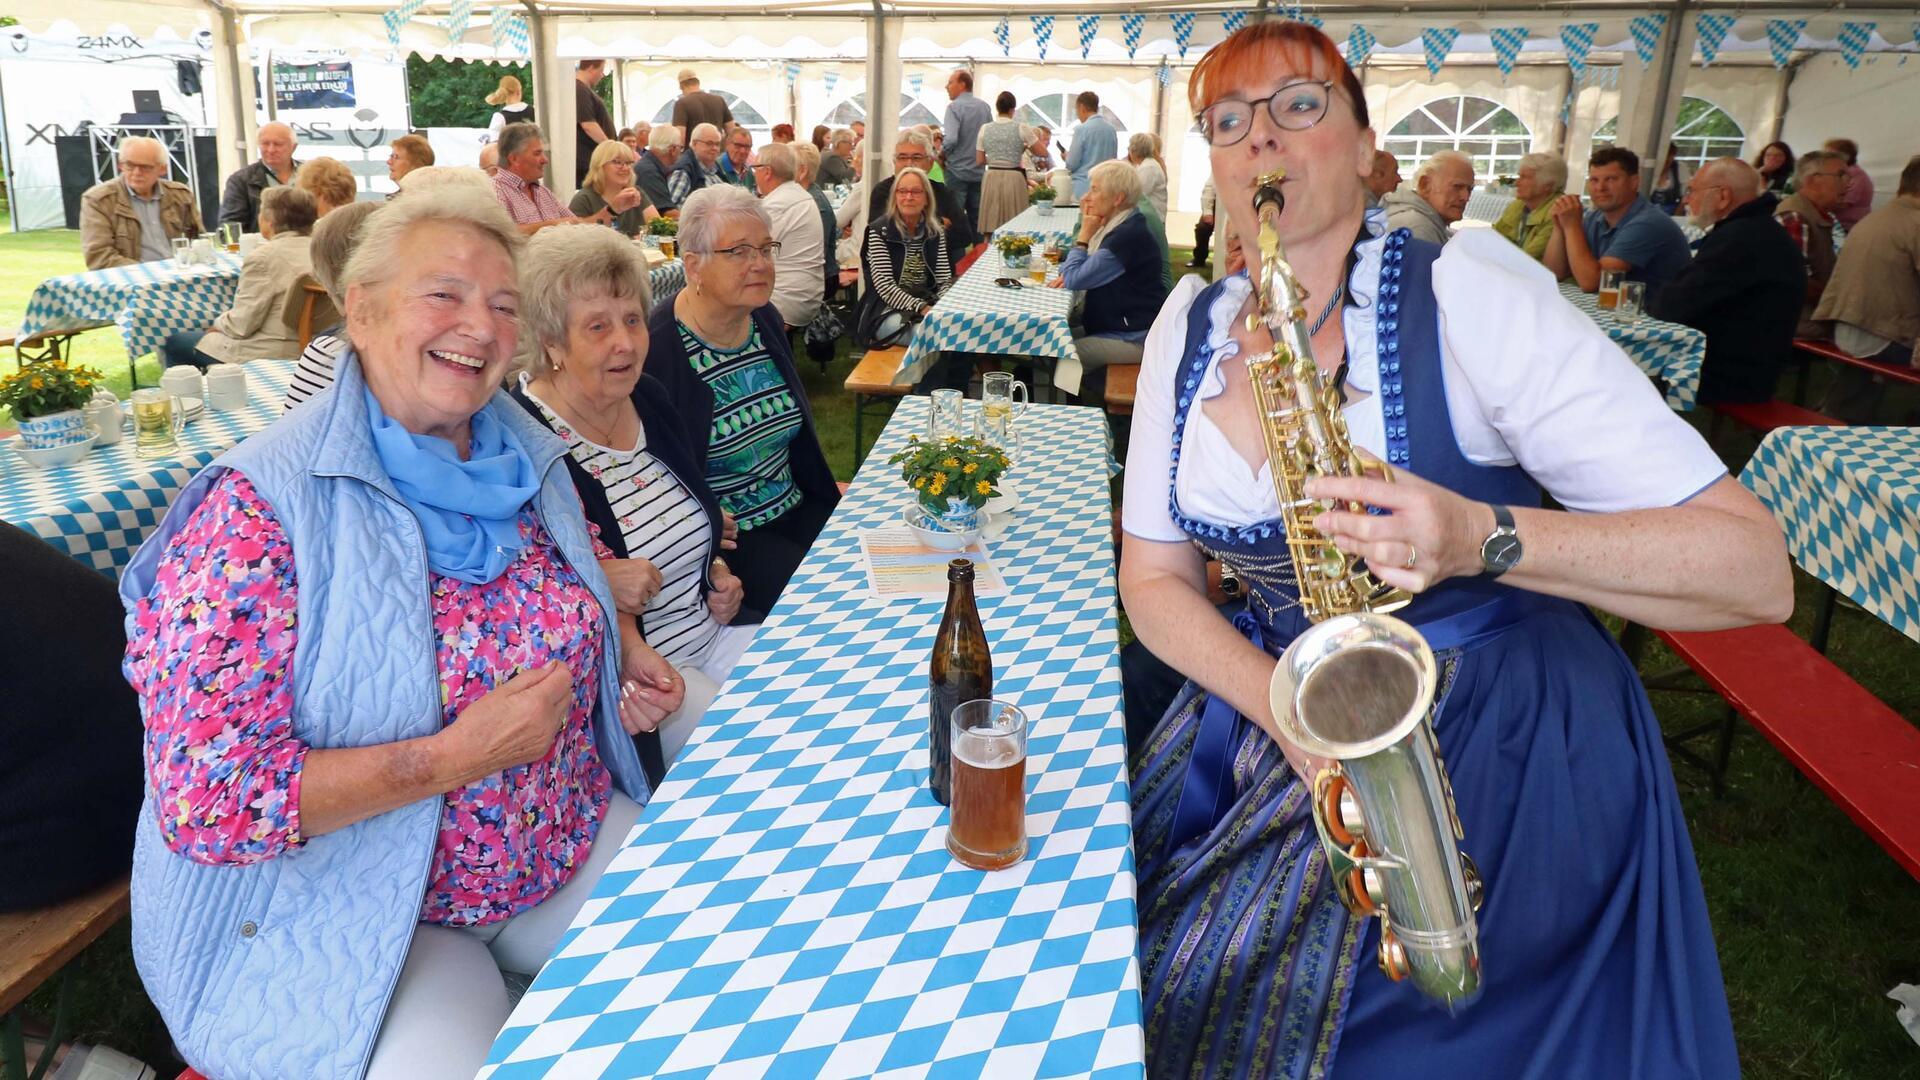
[1485,532,1523,571]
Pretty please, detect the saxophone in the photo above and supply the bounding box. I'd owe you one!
[1244,169,1486,1011]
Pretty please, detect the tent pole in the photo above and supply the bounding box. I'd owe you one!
[205,1,257,190]
[1640,0,1694,165]
[525,2,576,199]
[866,4,901,218]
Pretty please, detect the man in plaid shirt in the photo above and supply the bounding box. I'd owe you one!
[491,123,579,236]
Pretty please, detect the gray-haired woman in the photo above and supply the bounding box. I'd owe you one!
[121,186,685,1080]
[1127,131,1168,220]
[508,225,752,784]
[643,185,841,617]
[283,198,382,410]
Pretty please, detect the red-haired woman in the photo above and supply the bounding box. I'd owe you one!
[1119,21,1782,1078]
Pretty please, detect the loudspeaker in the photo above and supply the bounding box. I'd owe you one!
[177,61,202,97]
[56,136,97,230]
[192,134,219,229]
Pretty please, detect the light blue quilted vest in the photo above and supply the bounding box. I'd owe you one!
[119,351,650,1080]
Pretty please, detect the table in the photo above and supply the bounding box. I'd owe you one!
[894,249,1084,394]
[482,396,1143,1079]
[0,358,295,575]
[649,260,688,308]
[1462,190,1515,224]
[20,253,244,363]
[1556,281,1705,411]
[993,204,1076,249]
[1742,426,1920,645]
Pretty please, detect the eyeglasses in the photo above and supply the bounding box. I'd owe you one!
[1199,80,1336,147]
[708,242,782,264]
[121,161,161,173]
[693,138,722,148]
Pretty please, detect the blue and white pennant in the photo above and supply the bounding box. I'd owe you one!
[488,7,528,58]
[1032,16,1054,60]
[1121,14,1145,58]
[1765,20,1805,69]
[443,0,473,44]
[1156,64,1175,88]
[1559,23,1598,82]
[1838,22,1876,69]
[383,0,425,49]
[1696,13,1736,65]
[1345,24,1377,68]
[1420,27,1458,79]
[907,73,923,99]
[1628,13,1667,67]
[1222,11,1248,35]
[1274,4,1322,28]
[1489,27,1529,82]
[995,17,1011,57]
[785,62,802,86]
[1077,15,1101,59]
[822,71,839,98]
[1171,12,1198,58]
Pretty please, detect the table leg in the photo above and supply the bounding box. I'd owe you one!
[1808,585,1839,655]
[0,970,73,1080]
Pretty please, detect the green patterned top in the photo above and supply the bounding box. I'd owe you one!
[678,320,805,530]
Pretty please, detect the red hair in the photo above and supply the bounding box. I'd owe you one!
[1189,21,1369,130]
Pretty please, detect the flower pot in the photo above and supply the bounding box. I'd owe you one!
[1034,200,1054,216]
[905,500,985,550]
[1003,252,1031,270]
[17,408,91,450]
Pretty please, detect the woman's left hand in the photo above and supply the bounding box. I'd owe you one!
[1306,464,1494,594]
[707,559,744,624]
[719,512,739,551]
[601,557,664,615]
[617,636,685,735]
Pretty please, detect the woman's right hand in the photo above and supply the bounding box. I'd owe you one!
[441,661,573,781]
[601,557,664,615]
[610,187,643,213]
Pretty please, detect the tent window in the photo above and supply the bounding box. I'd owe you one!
[1590,97,1744,171]
[820,91,939,130]
[1383,96,1530,185]
[652,89,769,129]
[1014,94,1126,139]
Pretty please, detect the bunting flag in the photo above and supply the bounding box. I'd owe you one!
[1696,13,1736,65]
[1420,27,1458,79]
[1171,12,1198,58]
[1345,24,1377,68]
[1490,27,1528,81]
[1838,22,1876,69]
[1559,23,1598,81]
[1275,4,1322,28]
[382,0,426,49]
[785,62,802,86]
[994,17,1011,57]
[1077,15,1101,59]
[1156,64,1175,88]
[823,71,839,99]
[1222,11,1247,36]
[1764,20,1806,69]
[443,0,472,44]
[1032,16,1055,60]
[488,7,528,58]
[1121,14,1145,57]
[907,73,923,99]
[1628,13,1667,67]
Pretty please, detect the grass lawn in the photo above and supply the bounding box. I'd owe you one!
[5,227,1918,1078]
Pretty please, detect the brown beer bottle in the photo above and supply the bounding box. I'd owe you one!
[929,559,992,805]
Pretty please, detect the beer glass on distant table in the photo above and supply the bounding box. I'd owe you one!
[947,699,1029,870]
[1596,268,1622,311]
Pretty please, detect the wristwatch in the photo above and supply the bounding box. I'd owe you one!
[1479,504,1522,578]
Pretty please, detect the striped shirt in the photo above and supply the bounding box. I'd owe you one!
[677,321,805,530]
[519,376,722,666]
[282,333,346,412]
[492,169,574,226]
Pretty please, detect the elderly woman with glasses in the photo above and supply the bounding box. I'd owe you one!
[509,226,751,783]
[571,140,657,237]
[644,185,839,616]
[120,188,683,1080]
[1121,22,1785,1077]
[854,166,954,357]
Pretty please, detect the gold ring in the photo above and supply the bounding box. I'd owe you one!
[1404,545,1418,570]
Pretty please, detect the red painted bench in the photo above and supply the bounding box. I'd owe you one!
[1649,623,1920,882]
[1709,399,1843,440]
[1795,337,1920,389]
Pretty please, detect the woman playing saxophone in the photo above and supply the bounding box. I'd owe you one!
[1119,22,1786,1078]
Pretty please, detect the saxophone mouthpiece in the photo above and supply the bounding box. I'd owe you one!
[1253,169,1288,215]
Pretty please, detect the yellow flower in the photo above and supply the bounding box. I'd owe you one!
[942,457,961,470]
[913,477,926,489]
[962,462,977,474]
[976,480,992,495]
[928,475,946,495]
[30,378,43,390]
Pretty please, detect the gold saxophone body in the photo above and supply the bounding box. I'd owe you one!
[1244,169,1485,1011]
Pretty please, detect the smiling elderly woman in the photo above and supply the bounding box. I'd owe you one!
[644,185,840,616]
[509,225,753,783]
[1120,21,1788,1078]
[119,188,685,1080]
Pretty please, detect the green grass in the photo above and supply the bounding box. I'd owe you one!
[0,230,164,427]
[5,232,1918,1079]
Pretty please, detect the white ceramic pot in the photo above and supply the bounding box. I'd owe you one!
[17,408,90,450]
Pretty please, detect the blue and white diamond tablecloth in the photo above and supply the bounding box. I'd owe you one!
[1462,190,1515,224]
[894,250,1082,394]
[993,204,1076,250]
[648,260,688,308]
[1,358,296,575]
[1557,281,1704,411]
[1741,426,1920,644]
[482,396,1142,1079]
[20,253,245,361]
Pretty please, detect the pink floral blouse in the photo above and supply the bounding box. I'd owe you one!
[126,470,617,926]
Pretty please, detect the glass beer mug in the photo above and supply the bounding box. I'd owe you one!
[946,699,1029,871]
[130,388,186,460]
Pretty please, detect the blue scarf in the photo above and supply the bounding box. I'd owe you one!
[365,385,541,584]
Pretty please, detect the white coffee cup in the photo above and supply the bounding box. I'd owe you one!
[206,366,248,411]
[84,397,124,446]
[160,366,204,402]
[192,237,216,263]
[239,232,263,257]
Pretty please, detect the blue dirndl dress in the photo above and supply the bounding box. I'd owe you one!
[1131,232,1741,1079]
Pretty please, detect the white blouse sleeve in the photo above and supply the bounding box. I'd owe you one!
[1430,230,1728,513]
[1122,274,1213,544]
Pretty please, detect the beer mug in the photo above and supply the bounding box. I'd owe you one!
[947,699,1029,871]
[1615,280,1646,323]
[220,222,242,253]
[928,388,967,440]
[1596,268,1622,311]
[981,371,1028,422]
[660,237,678,259]
[130,389,186,460]
[171,236,193,264]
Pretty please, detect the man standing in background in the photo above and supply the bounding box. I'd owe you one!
[575,58,616,185]
[671,69,733,136]
[1064,92,1117,200]
[1825,138,1874,232]
[940,69,991,227]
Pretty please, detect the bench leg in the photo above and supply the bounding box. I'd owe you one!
[852,394,868,470]
[1709,704,1739,797]
[0,968,74,1080]
[1809,586,1839,655]
[1618,622,1649,667]
[1794,360,1813,407]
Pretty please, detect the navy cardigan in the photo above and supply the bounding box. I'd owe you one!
[643,300,843,513]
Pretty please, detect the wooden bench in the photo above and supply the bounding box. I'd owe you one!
[845,346,911,467]
[1796,337,1920,389]
[1642,624,1920,881]
[1104,363,1139,416]
[1,877,132,1080]
[1708,400,1843,442]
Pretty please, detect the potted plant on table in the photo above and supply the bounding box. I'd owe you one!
[889,435,1013,543]
[994,233,1034,269]
[0,360,104,449]
[1029,185,1057,216]
[645,215,680,258]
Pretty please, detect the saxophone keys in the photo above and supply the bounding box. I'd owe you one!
[1378,929,1412,982]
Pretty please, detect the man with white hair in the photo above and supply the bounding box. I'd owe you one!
[81,135,203,269]
[670,68,733,136]
[635,125,684,213]
[220,121,300,232]
[1049,159,1169,405]
[1382,150,1473,244]
[866,131,978,251]
[478,143,500,176]
[752,142,826,328]
[1492,152,1568,261]
[1649,157,1806,404]
[670,123,726,206]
